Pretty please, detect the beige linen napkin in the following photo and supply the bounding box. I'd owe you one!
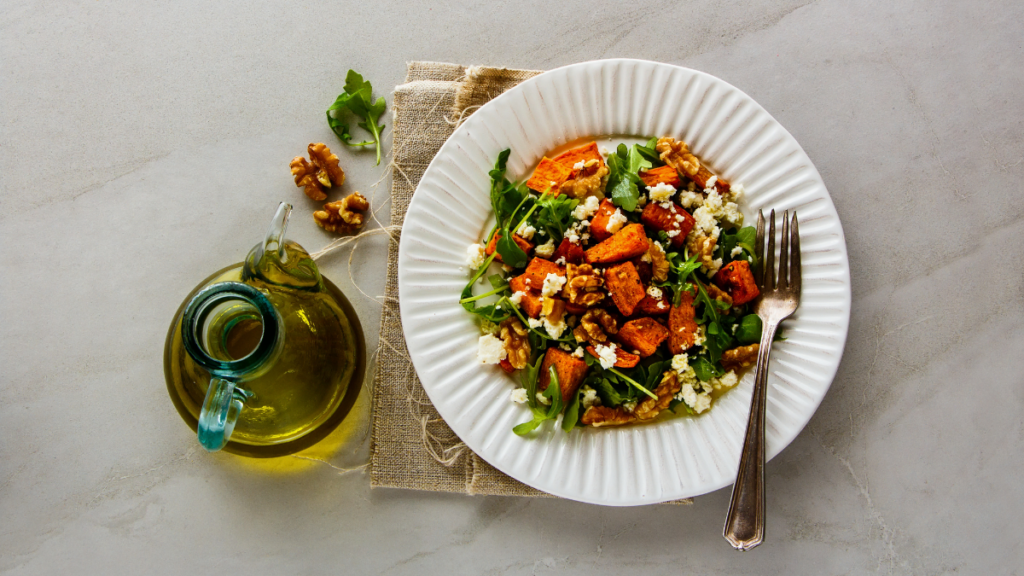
[368,61,690,504]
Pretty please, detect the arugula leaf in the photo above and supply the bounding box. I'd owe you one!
[495,234,528,268]
[660,252,701,306]
[561,388,582,432]
[533,193,578,242]
[459,255,511,323]
[635,137,663,167]
[326,70,388,165]
[521,355,544,409]
[735,314,763,345]
[591,377,626,407]
[606,144,651,212]
[513,366,565,435]
[691,355,720,382]
[720,226,758,262]
[693,280,734,364]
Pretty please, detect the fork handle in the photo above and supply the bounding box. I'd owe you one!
[723,319,780,550]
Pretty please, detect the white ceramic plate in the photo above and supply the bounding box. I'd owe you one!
[397,59,850,506]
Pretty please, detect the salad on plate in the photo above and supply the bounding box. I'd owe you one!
[461,137,764,435]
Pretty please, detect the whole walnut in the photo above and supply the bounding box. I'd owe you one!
[565,263,605,307]
[291,143,346,201]
[313,192,369,235]
[573,309,618,346]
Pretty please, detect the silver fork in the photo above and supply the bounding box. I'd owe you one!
[723,209,801,551]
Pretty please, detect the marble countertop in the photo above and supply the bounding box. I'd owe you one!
[3,0,1022,573]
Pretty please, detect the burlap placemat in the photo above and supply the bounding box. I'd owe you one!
[369,61,690,504]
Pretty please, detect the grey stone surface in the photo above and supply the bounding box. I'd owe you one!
[2,0,1022,573]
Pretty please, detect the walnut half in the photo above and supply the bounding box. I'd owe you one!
[564,263,605,307]
[313,192,369,234]
[721,343,759,372]
[572,308,618,346]
[499,318,531,369]
[291,143,346,201]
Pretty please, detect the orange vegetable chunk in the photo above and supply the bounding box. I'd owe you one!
[538,348,589,403]
[485,232,534,263]
[616,317,670,357]
[667,291,698,354]
[522,257,566,289]
[526,157,572,193]
[638,165,681,188]
[640,202,694,249]
[585,345,640,368]
[584,223,650,264]
[603,262,646,316]
[588,199,620,242]
[714,260,760,305]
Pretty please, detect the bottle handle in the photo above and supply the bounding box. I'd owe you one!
[197,378,253,452]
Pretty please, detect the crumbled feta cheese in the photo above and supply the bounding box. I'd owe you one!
[516,222,536,240]
[509,291,525,306]
[580,385,601,410]
[657,301,667,310]
[693,205,718,234]
[722,201,743,226]
[541,273,566,297]
[658,201,673,210]
[542,316,567,339]
[581,232,590,242]
[706,175,718,188]
[566,229,580,244]
[724,183,744,204]
[528,317,543,330]
[573,160,586,171]
[480,319,498,335]
[647,182,676,202]
[708,257,724,276]
[477,334,507,364]
[694,325,707,347]
[693,393,712,414]
[594,343,618,370]
[536,392,552,406]
[671,353,689,374]
[641,251,652,263]
[712,370,739,391]
[510,388,528,404]
[730,246,743,257]
[465,243,487,270]
[605,209,628,234]
[535,238,555,257]
[580,220,591,228]
[622,400,637,413]
[555,257,566,265]
[573,195,601,220]
[572,346,585,358]
[599,146,611,157]
[677,190,704,209]
[677,382,697,406]
[647,286,663,299]
[667,230,680,238]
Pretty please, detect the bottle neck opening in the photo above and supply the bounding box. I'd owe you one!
[181,282,281,378]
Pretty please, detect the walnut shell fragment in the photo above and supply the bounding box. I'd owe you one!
[313,192,369,235]
[291,142,346,201]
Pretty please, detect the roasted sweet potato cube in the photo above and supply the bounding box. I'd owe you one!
[638,165,682,188]
[522,257,566,289]
[689,165,731,195]
[585,223,650,264]
[640,202,695,249]
[551,238,586,265]
[508,275,544,318]
[637,294,671,315]
[552,142,604,170]
[538,348,589,403]
[668,291,699,354]
[498,359,516,374]
[526,157,572,193]
[585,345,640,368]
[714,260,760,305]
[629,257,653,284]
[604,262,646,316]
[485,232,534,263]
[616,317,670,357]
[587,199,620,242]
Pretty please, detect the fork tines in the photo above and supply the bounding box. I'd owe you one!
[755,210,801,296]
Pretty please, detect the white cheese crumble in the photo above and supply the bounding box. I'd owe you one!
[730,246,743,257]
[622,400,637,413]
[536,392,552,406]
[541,273,566,297]
[510,388,528,404]
[465,243,487,270]
[667,230,680,238]
[528,317,543,329]
[706,175,718,188]
[580,385,601,409]
[516,222,536,240]
[605,209,628,234]
[647,182,676,202]
[542,316,567,339]
[573,195,601,220]
[535,238,555,257]
[509,291,525,306]
[711,370,739,391]
[477,334,507,364]
[677,190,704,209]
[647,286,663,299]
[671,353,690,374]
[555,257,566,265]
[572,346,585,358]
[573,160,586,171]
[593,343,618,370]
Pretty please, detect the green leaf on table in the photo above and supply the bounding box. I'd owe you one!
[326,70,388,165]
